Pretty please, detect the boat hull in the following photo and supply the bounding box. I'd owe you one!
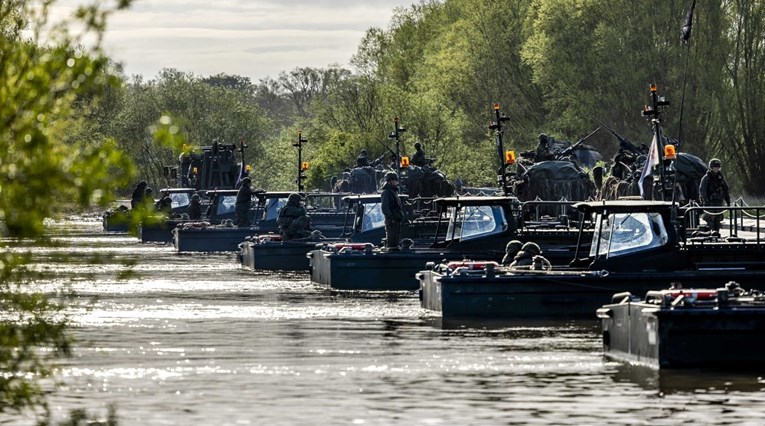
[308,248,473,291]
[173,227,258,252]
[139,220,185,243]
[420,269,765,319]
[240,240,323,271]
[601,301,765,368]
[103,211,130,233]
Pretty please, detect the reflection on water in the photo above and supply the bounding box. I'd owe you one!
[3,216,765,425]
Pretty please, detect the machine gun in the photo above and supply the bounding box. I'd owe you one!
[591,116,645,156]
[553,126,600,160]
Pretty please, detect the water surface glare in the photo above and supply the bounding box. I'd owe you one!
[4,218,765,425]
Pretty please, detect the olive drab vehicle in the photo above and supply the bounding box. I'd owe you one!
[502,125,601,204]
[332,118,454,198]
[170,139,248,191]
[594,112,707,204]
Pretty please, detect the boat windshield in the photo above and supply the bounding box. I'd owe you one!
[445,205,507,242]
[169,193,190,209]
[360,203,386,232]
[264,198,288,221]
[589,212,668,258]
[215,195,237,216]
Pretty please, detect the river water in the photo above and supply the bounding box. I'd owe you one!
[4,217,765,425]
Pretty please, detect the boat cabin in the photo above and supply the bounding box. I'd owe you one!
[572,200,765,272]
[426,196,583,252]
[157,187,205,214]
[339,194,409,242]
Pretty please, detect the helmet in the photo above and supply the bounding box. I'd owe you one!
[385,172,399,182]
[538,133,548,143]
[191,194,200,202]
[288,193,301,204]
[505,240,523,254]
[360,149,367,155]
[414,142,422,150]
[145,187,153,194]
[241,177,252,185]
[709,158,722,168]
[521,241,542,256]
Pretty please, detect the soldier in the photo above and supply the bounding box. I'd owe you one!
[510,242,542,269]
[235,177,253,227]
[130,181,147,209]
[157,194,173,218]
[188,193,202,220]
[278,193,312,240]
[144,187,155,207]
[381,172,404,250]
[535,134,554,162]
[411,142,427,167]
[357,149,370,167]
[501,240,523,265]
[699,158,730,232]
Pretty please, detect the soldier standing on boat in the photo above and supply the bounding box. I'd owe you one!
[144,187,155,207]
[131,181,148,209]
[699,158,730,232]
[411,142,427,167]
[157,194,173,218]
[188,193,202,220]
[278,193,313,240]
[381,172,404,251]
[535,134,555,162]
[235,177,253,227]
[357,149,370,167]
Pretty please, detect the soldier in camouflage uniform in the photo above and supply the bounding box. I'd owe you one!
[235,177,253,227]
[278,193,312,240]
[698,158,730,232]
[381,172,404,250]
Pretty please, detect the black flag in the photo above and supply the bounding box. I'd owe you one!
[681,0,697,45]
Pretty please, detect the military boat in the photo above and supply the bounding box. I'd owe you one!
[102,207,131,233]
[239,194,440,271]
[418,200,765,319]
[173,191,347,253]
[308,196,589,291]
[597,281,765,369]
[139,188,209,243]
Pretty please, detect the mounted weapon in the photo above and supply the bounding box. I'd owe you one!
[555,126,601,160]
[591,116,644,155]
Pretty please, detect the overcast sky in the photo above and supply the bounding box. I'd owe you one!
[57,0,414,81]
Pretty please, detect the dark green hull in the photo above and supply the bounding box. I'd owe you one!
[420,269,765,319]
[602,300,765,369]
[240,240,323,271]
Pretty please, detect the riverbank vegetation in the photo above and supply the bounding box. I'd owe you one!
[104,0,764,197]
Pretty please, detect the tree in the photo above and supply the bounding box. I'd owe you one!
[1,0,136,414]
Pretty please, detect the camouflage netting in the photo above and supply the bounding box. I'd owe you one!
[512,161,597,202]
[600,152,707,203]
[400,165,455,198]
[600,175,642,200]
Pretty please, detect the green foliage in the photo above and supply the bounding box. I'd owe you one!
[108,70,272,192]
[0,0,134,415]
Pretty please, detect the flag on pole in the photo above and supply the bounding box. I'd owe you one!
[681,0,697,45]
[638,134,660,197]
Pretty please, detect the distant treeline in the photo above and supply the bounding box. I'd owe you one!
[83,0,765,196]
